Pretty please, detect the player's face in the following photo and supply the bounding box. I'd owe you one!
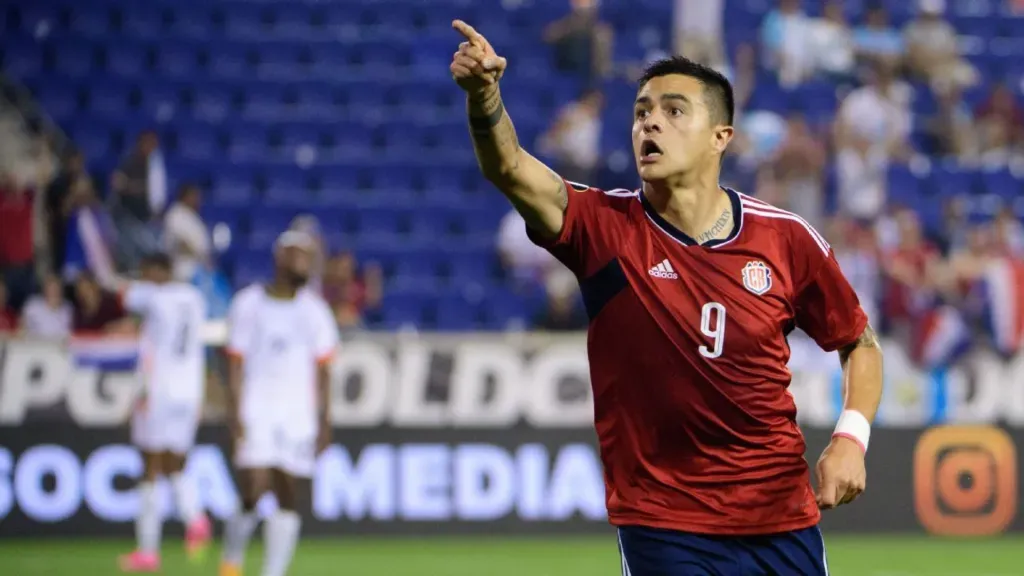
[140,263,170,283]
[632,75,728,182]
[278,245,312,286]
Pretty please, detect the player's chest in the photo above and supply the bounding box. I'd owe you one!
[250,303,315,354]
[618,239,796,347]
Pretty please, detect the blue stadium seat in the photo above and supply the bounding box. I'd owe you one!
[33,79,79,120]
[67,9,112,38]
[87,81,133,117]
[120,6,164,39]
[433,295,477,331]
[979,169,1020,202]
[172,122,219,160]
[154,43,200,78]
[103,42,147,78]
[165,9,215,39]
[226,125,269,161]
[932,165,975,198]
[209,166,256,207]
[223,5,265,39]
[52,41,97,78]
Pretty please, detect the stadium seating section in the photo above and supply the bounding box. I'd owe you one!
[2,0,1023,329]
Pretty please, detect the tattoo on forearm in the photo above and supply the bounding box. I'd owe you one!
[468,88,522,173]
[696,209,732,244]
[839,324,880,364]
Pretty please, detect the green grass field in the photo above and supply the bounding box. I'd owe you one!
[0,536,1020,575]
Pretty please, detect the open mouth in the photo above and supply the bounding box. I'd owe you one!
[640,140,662,160]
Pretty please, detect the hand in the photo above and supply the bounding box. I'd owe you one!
[450,20,507,94]
[814,436,867,510]
[315,425,332,456]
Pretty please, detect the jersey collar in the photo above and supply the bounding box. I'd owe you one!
[639,186,743,248]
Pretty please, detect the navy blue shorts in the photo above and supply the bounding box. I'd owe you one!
[617,524,829,576]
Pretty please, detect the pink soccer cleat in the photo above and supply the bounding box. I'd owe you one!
[118,551,160,573]
[185,515,212,562]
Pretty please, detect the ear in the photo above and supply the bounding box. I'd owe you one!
[712,125,734,155]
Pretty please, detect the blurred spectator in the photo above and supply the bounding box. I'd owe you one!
[977,116,1018,168]
[771,114,828,227]
[834,59,913,219]
[538,89,604,184]
[807,1,856,81]
[673,0,724,68]
[977,83,1024,131]
[164,183,210,282]
[21,274,72,339]
[45,149,94,274]
[975,83,1024,166]
[904,0,978,95]
[927,87,978,159]
[497,209,559,287]
[533,270,587,331]
[731,43,757,113]
[853,6,905,64]
[71,272,127,333]
[0,281,16,333]
[63,178,117,286]
[734,109,787,169]
[321,251,383,330]
[110,130,166,271]
[760,0,812,86]
[752,165,786,206]
[828,217,881,325]
[543,0,613,86]
[290,215,325,293]
[994,207,1024,257]
[881,209,942,330]
[0,171,37,310]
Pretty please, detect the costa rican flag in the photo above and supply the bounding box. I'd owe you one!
[68,336,140,372]
[912,305,972,370]
[978,257,1024,358]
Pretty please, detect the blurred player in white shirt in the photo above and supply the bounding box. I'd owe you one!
[118,253,211,573]
[220,231,339,576]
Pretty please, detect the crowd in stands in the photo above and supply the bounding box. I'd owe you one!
[0,132,384,336]
[2,0,1024,363]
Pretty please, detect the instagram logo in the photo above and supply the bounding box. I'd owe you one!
[913,426,1018,536]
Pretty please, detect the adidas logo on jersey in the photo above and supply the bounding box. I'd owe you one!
[648,259,679,279]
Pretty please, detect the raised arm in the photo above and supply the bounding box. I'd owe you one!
[450,20,568,239]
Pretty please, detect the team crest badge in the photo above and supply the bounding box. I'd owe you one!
[741,261,772,296]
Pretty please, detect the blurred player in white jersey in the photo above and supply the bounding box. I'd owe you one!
[119,253,211,573]
[220,231,339,576]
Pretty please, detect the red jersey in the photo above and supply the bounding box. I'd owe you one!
[528,181,867,535]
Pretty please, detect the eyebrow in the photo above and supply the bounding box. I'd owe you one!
[634,93,692,106]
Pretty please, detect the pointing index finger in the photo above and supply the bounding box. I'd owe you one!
[452,20,484,47]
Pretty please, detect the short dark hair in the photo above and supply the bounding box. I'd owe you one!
[638,56,735,126]
[141,252,173,271]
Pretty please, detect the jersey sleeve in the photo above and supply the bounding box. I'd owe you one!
[791,229,869,352]
[312,299,340,365]
[225,291,253,359]
[121,282,155,314]
[525,178,632,276]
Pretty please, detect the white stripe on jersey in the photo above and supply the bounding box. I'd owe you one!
[740,198,831,256]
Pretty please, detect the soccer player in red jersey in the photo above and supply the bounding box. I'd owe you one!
[451,20,884,576]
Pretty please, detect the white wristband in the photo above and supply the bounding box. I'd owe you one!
[832,410,871,453]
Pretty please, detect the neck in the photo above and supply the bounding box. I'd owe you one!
[643,169,733,243]
[266,275,299,299]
